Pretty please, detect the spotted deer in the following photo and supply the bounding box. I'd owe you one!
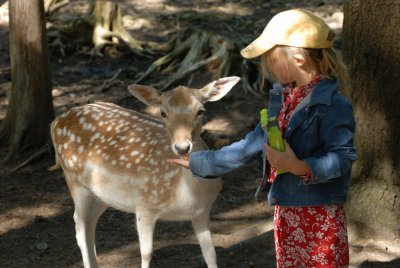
[50,76,240,268]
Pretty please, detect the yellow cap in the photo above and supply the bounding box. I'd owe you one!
[241,9,335,59]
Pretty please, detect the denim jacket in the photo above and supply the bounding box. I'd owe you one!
[189,78,357,206]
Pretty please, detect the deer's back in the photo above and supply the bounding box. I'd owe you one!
[51,102,207,213]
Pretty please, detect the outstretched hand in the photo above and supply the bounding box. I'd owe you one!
[166,158,190,169]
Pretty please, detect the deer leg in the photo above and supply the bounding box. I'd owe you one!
[191,212,217,268]
[69,183,108,268]
[135,209,157,268]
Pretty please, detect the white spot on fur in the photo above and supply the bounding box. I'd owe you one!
[130,151,139,156]
[109,140,117,146]
[83,123,93,130]
[149,159,158,166]
[90,132,100,142]
[68,159,74,168]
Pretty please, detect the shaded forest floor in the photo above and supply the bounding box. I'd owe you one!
[1,0,400,267]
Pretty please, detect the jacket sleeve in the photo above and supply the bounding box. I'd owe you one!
[189,124,265,179]
[304,97,357,184]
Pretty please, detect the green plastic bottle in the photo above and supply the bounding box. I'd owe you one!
[260,109,268,131]
[267,117,284,151]
[267,116,285,174]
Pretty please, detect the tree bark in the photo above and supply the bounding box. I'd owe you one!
[342,0,400,239]
[0,0,54,162]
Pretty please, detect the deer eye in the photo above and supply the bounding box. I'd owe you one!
[197,108,206,117]
[160,111,167,118]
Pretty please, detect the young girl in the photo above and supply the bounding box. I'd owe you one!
[168,8,357,267]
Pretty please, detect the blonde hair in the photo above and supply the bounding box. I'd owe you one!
[260,46,350,93]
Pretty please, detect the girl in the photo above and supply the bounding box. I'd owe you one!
[168,8,357,267]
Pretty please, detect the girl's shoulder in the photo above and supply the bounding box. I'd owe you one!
[332,88,353,107]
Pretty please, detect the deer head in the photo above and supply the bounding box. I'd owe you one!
[128,76,240,156]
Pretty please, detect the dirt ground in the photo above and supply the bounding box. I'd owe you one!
[1,0,400,267]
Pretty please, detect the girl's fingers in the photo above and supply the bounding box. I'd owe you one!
[166,158,190,169]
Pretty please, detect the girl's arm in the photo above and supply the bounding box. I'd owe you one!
[167,124,265,178]
[304,100,357,183]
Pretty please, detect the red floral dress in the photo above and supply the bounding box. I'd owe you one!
[269,76,349,268]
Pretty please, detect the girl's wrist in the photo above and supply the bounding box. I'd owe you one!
[292,159,310,176]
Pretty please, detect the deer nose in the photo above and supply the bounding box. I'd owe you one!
[173,142,192,156]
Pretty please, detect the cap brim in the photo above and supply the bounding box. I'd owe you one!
[240,35,275,59]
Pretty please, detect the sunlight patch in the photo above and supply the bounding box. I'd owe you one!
[0,203,67,236]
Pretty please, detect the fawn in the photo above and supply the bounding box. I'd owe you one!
[50,76,240,268]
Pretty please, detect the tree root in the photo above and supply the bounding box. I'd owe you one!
[97,68,124,93]
[90,1,144,56]
[134,30,265,95]
[240,59,264,97]
[46,1,150,57]
[0,66,10,76]
[135,31,237,91]
[4,142,54,175]
[45,1,267,96]
[44,0,69,15]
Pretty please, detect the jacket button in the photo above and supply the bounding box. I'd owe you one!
[271,197,277,204]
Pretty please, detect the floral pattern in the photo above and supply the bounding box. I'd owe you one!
[274,205,349,268]
[269,76,349,267]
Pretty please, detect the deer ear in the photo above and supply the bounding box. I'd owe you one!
[199,76,240,103]
[128,84,162,106]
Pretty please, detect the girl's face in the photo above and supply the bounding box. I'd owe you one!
[263,46,320,87]
[265,47,297,84]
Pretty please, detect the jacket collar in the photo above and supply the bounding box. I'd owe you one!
[308,78,339,107]
[284,78,339,138]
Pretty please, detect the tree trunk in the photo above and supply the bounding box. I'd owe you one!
[90,0,142,56]
[342,0,400,239]
[0,0,54,163]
